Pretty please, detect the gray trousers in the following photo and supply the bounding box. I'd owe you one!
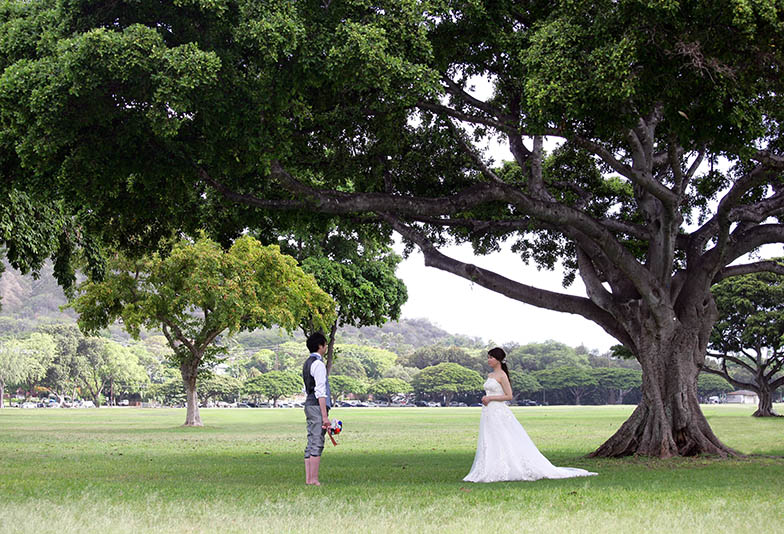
[304,405,328,458]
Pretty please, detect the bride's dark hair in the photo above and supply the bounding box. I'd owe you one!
[488,347,510,380]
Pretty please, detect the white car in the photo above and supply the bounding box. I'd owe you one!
[20,402,37,409]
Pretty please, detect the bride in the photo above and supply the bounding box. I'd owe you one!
[463,347,597,483]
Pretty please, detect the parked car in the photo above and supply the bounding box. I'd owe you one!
[20,401,37,409]
[517,399,538,406]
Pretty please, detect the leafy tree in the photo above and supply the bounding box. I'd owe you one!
[0,333,55,407]
[330,356,368,381]
[508,370,542,400]
[280,225,408,375]
[590,368,643,405]
[243,371,300,407]
[199,374,242,405]
[535,367,598,406]
[328,375,367,404]
[697,373,734,399]
[69,235,334,426]
[368,377,413,402]
[705,270,784,416]
[382,364,417,383]
[77,339,148,407]
[38,324,85,404]
[506,342,589,372]
[402,345,485,373]
[412,363,483,406]
[7,0,784,457]
[148,377,186,407]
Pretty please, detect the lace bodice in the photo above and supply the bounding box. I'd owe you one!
[484,377,504,396]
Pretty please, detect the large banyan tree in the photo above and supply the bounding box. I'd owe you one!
[2,0,784,456]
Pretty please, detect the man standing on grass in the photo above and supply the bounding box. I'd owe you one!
[302,332,331,486]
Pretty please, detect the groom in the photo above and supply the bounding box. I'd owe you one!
[302,332,332,486]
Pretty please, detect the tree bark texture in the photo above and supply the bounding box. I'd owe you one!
[181,362,203,427]
[753,387,779,417]
[591,319,737,457]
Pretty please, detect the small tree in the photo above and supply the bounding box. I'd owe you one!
[590,368,643,404]
[535,367,597,406]
[69,235,335,426]
[508,370,542,401]
[0,333,56,407]
[243,371,300,407]
[697,373,734,401]
[368,377,413,403]
[199,374,242,405]
[329,375,367,404]
[412,363,483,406]
[705,269,784,416]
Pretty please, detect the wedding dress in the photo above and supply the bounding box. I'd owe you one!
[463,377,597,483]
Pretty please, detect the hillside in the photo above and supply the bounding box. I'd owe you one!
[0,263,483,353]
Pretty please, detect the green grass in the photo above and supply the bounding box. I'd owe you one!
[1,404,782,533]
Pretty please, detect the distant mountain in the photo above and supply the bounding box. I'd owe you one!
[0,262,481,354]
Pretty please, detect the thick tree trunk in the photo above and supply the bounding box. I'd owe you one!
[181,364,202,427]
[753,388,779,417]
[0,382,5,409]
[591,324,739,458]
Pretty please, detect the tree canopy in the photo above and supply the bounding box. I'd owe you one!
[706,267,784,416]
[412,362,483,405]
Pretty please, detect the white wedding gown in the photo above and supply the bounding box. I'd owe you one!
[463,377,597,483]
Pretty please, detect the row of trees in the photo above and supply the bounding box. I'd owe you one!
[0,325,149,407]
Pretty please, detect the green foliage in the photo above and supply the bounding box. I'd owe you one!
[328,374,367,402]
[334,344,398,380]
[0,332,55,397]
[243,370,301,406]
[698,373,734,396]
[412,362,483,404]
[509,370,542,396]
[368,377,412,401]
[330,356,368,381]
[711,268,784,356]
[507,341,589,372]
[402,345,485,373]
[69,235,335,367]
[589,368,642,391]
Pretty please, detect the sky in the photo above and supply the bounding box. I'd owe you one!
[394,239,618,352]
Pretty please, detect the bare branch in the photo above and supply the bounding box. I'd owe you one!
[713,260,784,284]
[417,101,515,134]
[378,212,635,348]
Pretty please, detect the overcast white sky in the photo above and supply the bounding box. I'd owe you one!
[395,240,618,352]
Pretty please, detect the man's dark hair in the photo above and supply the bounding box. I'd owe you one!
[306,332,327,353]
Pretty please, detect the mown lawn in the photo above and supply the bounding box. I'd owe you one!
[0,404,782,533]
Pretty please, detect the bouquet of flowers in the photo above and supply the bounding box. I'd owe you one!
[327,419,342,446]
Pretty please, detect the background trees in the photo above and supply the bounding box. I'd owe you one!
[704,269,784,416]
[368,378,413,403]
[69,235,335,425]
[0,333,55,407]
[412,363,484,406]
[243,371,300,407]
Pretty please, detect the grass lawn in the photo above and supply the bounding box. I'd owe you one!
[0,404,782,534]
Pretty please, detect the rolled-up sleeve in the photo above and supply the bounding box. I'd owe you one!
[311,359,327,400]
